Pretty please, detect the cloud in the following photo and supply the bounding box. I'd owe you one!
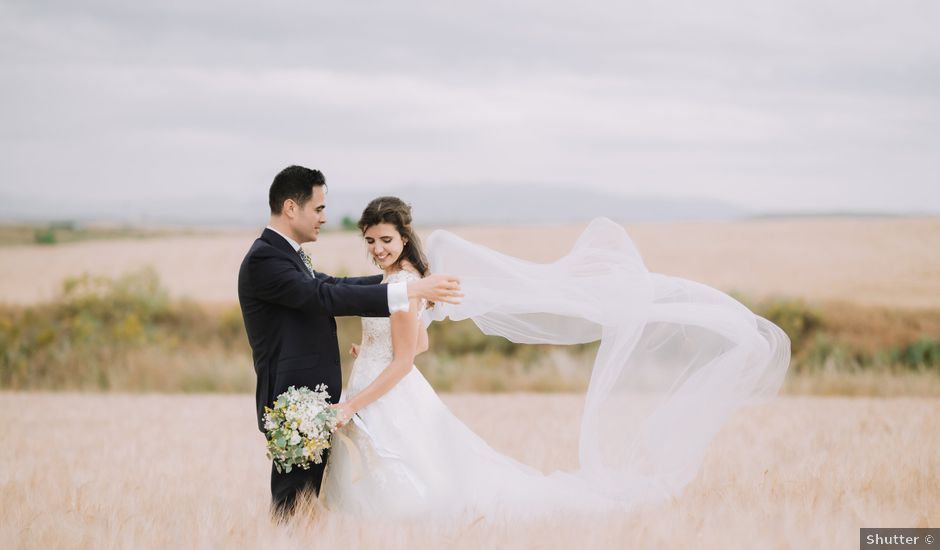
[1,0,938,219]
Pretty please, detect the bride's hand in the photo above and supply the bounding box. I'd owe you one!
[330,403,355,429]
[349,343,360,358]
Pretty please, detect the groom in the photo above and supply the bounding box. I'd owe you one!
[237,165,461,519]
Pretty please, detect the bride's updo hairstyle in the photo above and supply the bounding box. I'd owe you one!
[358,196,430,277]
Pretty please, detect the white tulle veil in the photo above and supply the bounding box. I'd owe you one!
[421,218,790,501]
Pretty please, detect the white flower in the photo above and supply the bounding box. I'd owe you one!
[266,385,336,471]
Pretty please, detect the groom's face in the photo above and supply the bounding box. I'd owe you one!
[289,185,327,243]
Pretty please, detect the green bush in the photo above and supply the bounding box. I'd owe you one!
[341,215,358,231]
[755,298,824,353]
[0,268,251,390]
[796,334,868,372]
[1,272,937,394]
[882,338,940,369]
[33,227,57,245]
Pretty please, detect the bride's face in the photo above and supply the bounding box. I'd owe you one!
[363,223,407,270]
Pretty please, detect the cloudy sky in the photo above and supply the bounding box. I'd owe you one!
[1,0,938,221]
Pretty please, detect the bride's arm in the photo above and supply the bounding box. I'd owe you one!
[334,297,421,422]
[415,321,429,355]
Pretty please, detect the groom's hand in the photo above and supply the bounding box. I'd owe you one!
[408,274,463,305]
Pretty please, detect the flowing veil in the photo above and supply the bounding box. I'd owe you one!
[422,217,791,503]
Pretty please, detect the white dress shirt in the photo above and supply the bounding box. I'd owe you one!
[266,225,410,313]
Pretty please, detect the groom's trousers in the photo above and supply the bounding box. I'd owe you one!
[270,454,329,518]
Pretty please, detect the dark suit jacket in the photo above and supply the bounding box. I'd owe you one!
[238,228,388,432]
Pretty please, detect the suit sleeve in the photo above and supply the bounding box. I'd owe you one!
[246,252,390,317]
[317,273,385,286]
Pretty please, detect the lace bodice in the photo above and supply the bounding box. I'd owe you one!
[347,269,424,396]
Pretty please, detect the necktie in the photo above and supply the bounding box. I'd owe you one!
[297,247,315,276]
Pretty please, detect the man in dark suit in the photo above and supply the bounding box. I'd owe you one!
[237,165,461,519]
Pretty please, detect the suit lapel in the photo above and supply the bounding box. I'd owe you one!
[260,228,311,277]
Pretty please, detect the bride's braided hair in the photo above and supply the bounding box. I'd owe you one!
[358,196,430,278]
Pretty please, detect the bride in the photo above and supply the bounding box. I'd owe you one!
[320,196,790,521]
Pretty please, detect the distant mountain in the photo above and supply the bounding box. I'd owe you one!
[0,184,753,226]
[0,191,261,227]
[326,184,750,225]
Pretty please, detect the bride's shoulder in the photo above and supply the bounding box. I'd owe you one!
[390,263,422,282]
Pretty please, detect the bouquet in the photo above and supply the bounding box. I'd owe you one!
[263,384,340,473]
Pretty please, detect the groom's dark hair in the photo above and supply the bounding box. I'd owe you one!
[269,165,327,215]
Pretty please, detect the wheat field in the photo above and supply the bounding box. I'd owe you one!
[1,392,937,549]
[2,217,938,548]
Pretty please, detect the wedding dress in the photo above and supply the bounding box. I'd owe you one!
[320,218,790,521]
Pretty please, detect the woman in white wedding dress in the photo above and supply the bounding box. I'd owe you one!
[320,196,791,522]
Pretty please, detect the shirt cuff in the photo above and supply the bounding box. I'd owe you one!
[387,281,410,313]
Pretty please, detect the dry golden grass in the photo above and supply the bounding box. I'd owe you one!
[808,302,940,353]
[2,217,937,546]
[1,217,938,308]
[783,368,940,397]
[2,392,937,549]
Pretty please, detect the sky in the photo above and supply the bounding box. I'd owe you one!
[1,0,939,222]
